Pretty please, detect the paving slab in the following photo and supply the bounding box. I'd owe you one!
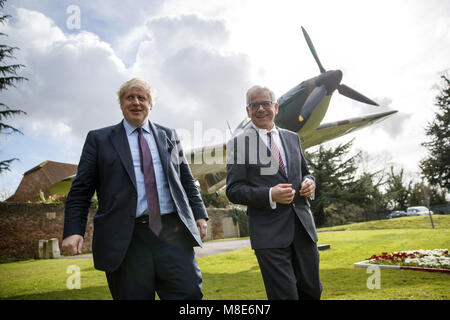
[195,239,251,257]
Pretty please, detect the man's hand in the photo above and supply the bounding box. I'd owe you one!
[196,219,208,239]
[271,184,295,204]
[299,178,315,199]
[62,234,84,256]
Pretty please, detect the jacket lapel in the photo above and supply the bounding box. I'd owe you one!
[278,129,299,180]
[249,126,288,179]
[110,121,137,191]
[148,120,170,176]
[278,129,291,179]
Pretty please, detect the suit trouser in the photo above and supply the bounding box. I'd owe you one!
[254,217,322,300]
[105,213,203,300]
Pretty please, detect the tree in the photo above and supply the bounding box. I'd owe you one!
[305,139,383,226]
[0,0,28,173]
[407,181,447,207]
[384,165,411,210]
[420,74,450,192]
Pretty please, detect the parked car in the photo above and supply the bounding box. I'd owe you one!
[386,210,406,219]
[406,206,433,216]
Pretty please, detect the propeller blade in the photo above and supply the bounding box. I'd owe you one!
[337,84,379,106]
[301,26,326,74]
[299,85,327,122]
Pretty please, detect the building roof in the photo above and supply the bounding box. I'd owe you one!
[24,160,78,184]
[6,160,78,202]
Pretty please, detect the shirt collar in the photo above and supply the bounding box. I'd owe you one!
[251,122,279,136]
[123,118,151,136]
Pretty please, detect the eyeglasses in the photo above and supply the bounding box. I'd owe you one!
[248,101,273,110]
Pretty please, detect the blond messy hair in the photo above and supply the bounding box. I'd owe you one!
[117,78,156,104]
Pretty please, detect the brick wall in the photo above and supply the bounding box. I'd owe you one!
[0,204,248,261]
[0,203,94,260]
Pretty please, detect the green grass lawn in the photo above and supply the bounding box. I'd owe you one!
[318,214,450,231]
[1,215,449,300]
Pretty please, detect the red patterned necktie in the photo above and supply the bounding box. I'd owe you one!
[267,131,286,176]
[137,127,162,236]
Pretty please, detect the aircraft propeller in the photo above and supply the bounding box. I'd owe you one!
[301,27,326,74]
[299,27,379,123]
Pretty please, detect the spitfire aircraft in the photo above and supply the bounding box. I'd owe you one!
[50,27,397,196]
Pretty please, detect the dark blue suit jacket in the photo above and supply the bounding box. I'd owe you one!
[63,120,208,272]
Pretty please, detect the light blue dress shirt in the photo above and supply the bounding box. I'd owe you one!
[123,119,176,217]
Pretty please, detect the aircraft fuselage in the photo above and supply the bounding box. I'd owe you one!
[275,70,342,135]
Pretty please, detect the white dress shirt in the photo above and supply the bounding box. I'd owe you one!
[252,124,287,209]
[252,123,313,209]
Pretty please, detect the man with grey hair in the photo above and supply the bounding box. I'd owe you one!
[62,78,208,300]
[246,85,276,105]
[226,85,322,300]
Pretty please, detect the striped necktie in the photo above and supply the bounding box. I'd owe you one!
[267,131,286,176]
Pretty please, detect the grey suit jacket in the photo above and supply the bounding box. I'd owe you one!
[226,126,318,249]
[63,120,208,272]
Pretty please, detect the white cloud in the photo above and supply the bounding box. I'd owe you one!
[132,14,253,147]
[2,8,130,141]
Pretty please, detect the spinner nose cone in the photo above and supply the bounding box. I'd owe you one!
[315,70,343,94]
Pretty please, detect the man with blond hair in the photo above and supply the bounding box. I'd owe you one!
[62,78,208,300]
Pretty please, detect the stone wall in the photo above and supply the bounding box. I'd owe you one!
[0,203,244,260]
[0,203,94,260]
[203,207,241,241]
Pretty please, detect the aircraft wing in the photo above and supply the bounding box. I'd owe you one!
[50,142,229,195]
[300,110,398,149]
[186,143,227,177]
[186,143,227,193]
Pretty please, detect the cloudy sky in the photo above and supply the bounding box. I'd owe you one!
[0,0,449,198]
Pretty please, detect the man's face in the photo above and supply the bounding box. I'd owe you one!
[246,89,278,130]
[120,86,152,127]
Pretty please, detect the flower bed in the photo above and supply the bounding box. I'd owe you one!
[354,249,450,273]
